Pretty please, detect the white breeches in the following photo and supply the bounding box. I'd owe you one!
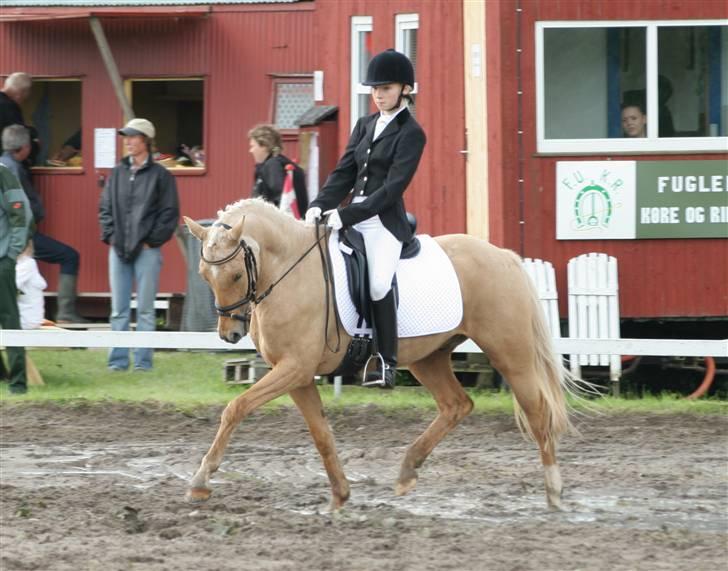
[352,198,402,301]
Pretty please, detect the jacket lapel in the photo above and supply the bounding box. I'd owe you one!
[372,107,410,144]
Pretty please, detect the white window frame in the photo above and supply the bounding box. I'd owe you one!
[395,13,419,94]
[351,16,373,132]
[536,19,728,154]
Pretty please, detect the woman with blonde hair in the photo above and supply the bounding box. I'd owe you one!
[248,124,308,217]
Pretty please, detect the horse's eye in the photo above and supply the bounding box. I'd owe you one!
[233,273,242,282]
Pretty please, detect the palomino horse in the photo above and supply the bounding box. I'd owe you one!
[183,199,574,510]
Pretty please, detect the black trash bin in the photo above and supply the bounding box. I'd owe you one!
[177,219,218,332]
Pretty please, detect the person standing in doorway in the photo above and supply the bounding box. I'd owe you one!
[305,49,426,389]
[98,118,179,372]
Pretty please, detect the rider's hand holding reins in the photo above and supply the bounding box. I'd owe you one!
[305,207,322,225]
[323,209,343,230]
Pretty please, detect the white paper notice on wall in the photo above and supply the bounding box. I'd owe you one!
[94,128,117,169]
[314,70,324,101]
[470,44,482,78]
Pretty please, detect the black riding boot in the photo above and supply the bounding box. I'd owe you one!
[363,289,398,390]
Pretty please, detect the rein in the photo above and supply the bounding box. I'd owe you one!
[201,221,333,326]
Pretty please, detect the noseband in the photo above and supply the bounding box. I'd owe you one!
[200,223,258,322]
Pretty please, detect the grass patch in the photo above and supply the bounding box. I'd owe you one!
[1,349,725,415]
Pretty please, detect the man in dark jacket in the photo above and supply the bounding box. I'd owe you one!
[0,73,31,136]
[98,118,179,371]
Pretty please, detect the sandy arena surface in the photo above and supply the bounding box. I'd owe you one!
[0,402,726,571]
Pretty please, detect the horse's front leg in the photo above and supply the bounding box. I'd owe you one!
[289,383,350,511]
[186,362,307,502]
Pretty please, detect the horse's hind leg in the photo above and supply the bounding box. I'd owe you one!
[289,383,350,511]
[396,350,474,496]
[495,364,564,510]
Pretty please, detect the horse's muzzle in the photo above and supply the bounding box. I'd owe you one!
[218,317,248,344]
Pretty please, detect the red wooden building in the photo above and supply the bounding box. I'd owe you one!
[1,0,726,329]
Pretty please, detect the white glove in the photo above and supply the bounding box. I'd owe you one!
[304,207,322,225]
[324,209,343,230]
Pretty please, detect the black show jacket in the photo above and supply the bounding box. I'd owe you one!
[310,108,426,243]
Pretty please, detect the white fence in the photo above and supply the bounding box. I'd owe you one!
[2,329,726,358]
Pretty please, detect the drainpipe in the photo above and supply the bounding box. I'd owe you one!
[89,16,135,120]
[516,0,525,256]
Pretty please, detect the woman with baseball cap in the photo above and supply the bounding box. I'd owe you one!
[305,49,426,389]
[98,118,179,372]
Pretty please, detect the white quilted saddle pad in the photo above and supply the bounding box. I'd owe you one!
[328,232,463,338]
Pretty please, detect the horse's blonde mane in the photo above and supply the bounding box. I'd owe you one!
[205,198,307,252]
[216,197,301,227]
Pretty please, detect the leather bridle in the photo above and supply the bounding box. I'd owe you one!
[200,221,330,324]
[200,223,260,322]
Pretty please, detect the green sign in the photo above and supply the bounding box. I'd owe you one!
[636,160,728,239]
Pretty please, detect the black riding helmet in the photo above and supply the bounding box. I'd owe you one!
[363,49,415,88]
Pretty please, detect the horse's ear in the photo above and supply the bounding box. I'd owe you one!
[184,216,209,241]
[231,215,246,241]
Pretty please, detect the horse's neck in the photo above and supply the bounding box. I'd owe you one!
[244,210,316,289]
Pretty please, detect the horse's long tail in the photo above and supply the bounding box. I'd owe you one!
[512,267,578,452]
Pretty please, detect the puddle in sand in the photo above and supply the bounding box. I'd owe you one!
[1,441,725,532]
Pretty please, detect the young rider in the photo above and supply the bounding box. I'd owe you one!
[305,49,427,389]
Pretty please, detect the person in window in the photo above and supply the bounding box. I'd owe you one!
[98,118,180,372]
[304,49,426,390]
[49,129,81,166]
[621,103,647,138]
[248,124,308,218]
[0,124,87,323]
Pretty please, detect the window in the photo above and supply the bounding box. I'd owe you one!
[351,16,373,131]
[127,78,205,168]
[271,76,314,130]
[19,78,82,168]
[396,13,419,115]
[536,21,728,153]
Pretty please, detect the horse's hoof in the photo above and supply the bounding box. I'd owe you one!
[395,477,417,496]
[185,487,212,503]
[547,495,564,511]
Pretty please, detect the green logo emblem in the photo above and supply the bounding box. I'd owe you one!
[573,183,613,229]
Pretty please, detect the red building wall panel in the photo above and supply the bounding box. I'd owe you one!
[314,0,467,237]
[0,4,315,294]
[488,0,728,319]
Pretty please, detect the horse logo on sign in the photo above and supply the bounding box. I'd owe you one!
[556,161,636,240]
[573,183,613,229]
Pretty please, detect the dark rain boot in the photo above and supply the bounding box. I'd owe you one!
[55,274,89,323]
[362,289,398,390]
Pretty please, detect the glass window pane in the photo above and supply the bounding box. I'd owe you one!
[21,80,82,167]
[358,30,372,84]
[544,27,646,139]
[403,28,418,74]
[658,25,728,137]
[357,93,370,120]
[274,82,314,129]
[132,79,204,166]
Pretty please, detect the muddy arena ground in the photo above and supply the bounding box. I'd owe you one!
[0,402,726,571]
